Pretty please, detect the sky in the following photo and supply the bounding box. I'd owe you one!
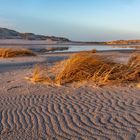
[0,0,140,41]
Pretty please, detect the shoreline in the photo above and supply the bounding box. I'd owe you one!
[0,39,140,46]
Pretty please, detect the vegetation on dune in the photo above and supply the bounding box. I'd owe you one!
[127,54,140,83]
[27,64,53,84]
[55,52,110,84]
[0,48,36,58]
[128,53,140,68]
[28,51,140,86]
[55,53,131,85]
[105,40,140,45]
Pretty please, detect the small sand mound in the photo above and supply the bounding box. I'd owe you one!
[0,48,36,58]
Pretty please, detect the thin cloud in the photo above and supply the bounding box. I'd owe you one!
[0,17,16,29]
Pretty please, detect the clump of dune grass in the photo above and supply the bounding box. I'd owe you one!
[55,52,140,85]
[55,53,128,85]
[0,48,36,58]
[126,53,140,82]
[26,61,65,85]
[27,64,53,84]
[55,53,110,84]
[128,53,140,68]
[28,52,140,86]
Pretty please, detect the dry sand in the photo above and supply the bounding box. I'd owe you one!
[0,51,140,140]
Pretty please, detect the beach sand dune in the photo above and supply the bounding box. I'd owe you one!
[0,52,140,140]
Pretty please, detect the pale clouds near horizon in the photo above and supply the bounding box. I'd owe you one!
[0,18,16,29]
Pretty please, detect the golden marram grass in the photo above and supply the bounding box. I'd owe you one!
[28,52,140,86]
[25,64,53,84]
[55,53,111,84]
[0,48,36,58]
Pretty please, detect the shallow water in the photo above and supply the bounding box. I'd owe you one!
[51,45,135,52]
[30,44,136,52]
[0,44,136,52]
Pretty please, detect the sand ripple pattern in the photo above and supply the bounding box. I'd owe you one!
[0,87,140,140]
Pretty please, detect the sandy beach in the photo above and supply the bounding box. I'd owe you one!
[1,0,140,138]
[0,50,140,140]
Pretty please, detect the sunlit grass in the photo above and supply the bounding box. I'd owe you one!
[26,64,53,84]
[27,52,140,86]
[0,48,36,58]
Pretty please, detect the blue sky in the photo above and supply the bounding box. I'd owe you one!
[0,0,140,41]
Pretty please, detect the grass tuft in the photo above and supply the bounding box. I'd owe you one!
[128,53,140,68]
[55,53,108,85]
[28,64,53,84]
[0,48,36,58]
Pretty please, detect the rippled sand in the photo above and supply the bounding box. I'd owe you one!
[0,52,140,140]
